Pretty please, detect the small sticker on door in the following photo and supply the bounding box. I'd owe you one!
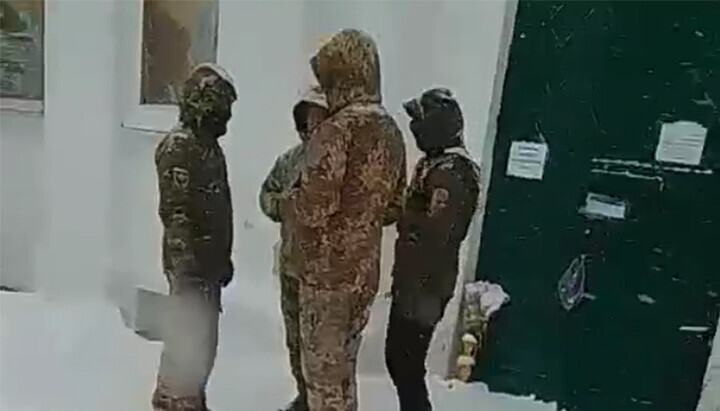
[506,141,549,180]
[580,193,628,220]
[558,254,587,311]
[655,121,707,166]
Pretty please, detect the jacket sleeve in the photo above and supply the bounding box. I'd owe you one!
[259,155,288,223]
[382,163,407,226]
[156,140,199,278]
[420,163,469,247]
[290,121,347,228]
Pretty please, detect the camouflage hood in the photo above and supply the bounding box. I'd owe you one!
[310,29,381,114]
[178,63,237,138]
[292,85,328,133]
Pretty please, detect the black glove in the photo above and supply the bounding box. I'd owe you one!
[219,259,234,288]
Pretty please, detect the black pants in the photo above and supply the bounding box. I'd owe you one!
[279,274,306,403]
[385,303,437,411]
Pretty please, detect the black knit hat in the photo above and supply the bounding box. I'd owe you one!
[403,87,464,153]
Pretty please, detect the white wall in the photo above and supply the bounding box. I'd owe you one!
[0,114,44,292]
[1,0,119,298]
[0,0,511,380]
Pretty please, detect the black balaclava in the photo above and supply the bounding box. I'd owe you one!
[293,101,311,138]
[403,88,464,156]
[292,86,328,142]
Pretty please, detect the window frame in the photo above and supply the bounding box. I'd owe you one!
[0,0,46,115]
[121,0,220,134]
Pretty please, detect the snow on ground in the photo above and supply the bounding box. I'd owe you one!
[1,287,559,411]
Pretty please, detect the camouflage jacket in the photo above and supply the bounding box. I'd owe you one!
[391,147,481,325]
[259,143,304,277]
[155,128,233,286]
[289,29,407,296]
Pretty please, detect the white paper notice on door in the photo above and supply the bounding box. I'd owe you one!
[654,121,707,166]
[580,193,627,220]
[506,141,549,180]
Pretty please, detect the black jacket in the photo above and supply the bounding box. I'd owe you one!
[392,88,481,325]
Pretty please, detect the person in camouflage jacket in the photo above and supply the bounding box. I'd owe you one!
[385,88,481,411]
[258,86,328,411]
[152,63,237,411]
[287,29,407,411]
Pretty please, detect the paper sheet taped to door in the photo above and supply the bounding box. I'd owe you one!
[580,193,627,220]
[654,121,707,166]
[506,141,549,180]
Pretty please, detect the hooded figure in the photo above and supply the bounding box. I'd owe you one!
[258,86,329,411]
[152,63,237,411]
[385,88,481,411]
[287,29,407,411]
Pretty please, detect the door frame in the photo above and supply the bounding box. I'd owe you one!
[442,0,518,379]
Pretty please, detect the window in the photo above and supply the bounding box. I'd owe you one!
[141,0,219,105]
[0,0,44,111]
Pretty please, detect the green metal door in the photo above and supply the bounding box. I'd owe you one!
[472,2,720,411]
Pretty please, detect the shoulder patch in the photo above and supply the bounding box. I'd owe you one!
[429,187,450,216]
[171,167,190,189]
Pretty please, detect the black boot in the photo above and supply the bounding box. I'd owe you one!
[279,396,308,411]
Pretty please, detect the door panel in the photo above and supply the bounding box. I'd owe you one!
[472,2,720,410]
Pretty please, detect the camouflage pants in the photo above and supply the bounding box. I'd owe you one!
[299,285,373,411]
[152,275,221,411]
[280,273,306,401]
